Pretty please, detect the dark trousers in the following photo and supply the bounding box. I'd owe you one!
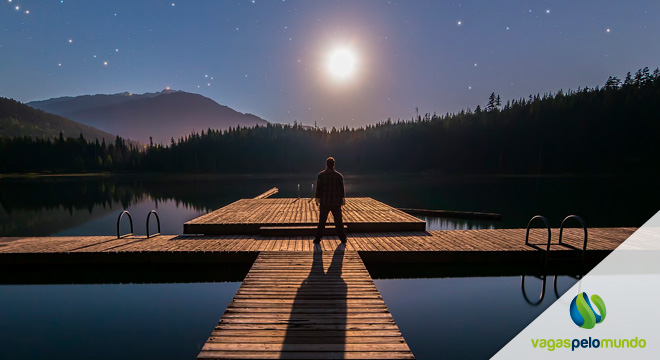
[315,205,347,241]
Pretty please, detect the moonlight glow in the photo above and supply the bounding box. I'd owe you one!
[328,48,357,80]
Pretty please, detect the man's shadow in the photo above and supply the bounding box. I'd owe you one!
[281,243,347,358]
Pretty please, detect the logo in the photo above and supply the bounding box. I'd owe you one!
[570,292,607,329]
[531,291,647,351]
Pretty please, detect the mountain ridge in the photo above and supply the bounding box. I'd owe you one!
[0,97,140,147]
[28,90,268,144]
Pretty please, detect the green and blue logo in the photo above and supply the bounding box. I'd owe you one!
[570,292,607,329]
[532,291,647,351]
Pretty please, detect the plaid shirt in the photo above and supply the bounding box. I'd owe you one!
[315,168,345,206]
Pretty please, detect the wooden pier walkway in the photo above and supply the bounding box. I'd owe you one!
[198,250,414,359]
[184,198,426,235]
[0,228,636,263]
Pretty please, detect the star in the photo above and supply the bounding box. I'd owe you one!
[171,3,175,6]
[457,20,462,25]
[468,86,472,90]
[115,48,119,52]
[68,39,73,43]
[24,10,29,14]
[103,61,108,66]
[606,28,611,33]
[15,5,19,10]
[506,26,510,30]
[474,63,477,67]
[546,9,550,14]
[58,63,62,67]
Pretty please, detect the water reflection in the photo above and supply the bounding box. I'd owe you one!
[0,175,290,236]
[421,215,496,231]
[520,274,582,306]
[0,176,170,236]
[1,174,658,236]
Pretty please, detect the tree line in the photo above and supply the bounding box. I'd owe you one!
[0,133,140,173]
[1,67,659,175]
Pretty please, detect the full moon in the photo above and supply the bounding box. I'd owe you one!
[328,48,357,80]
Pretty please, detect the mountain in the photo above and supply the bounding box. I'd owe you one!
[0,97,137,146]
[29,90,269,144]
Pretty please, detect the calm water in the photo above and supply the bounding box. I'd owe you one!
[375,275,578,359]
[0,282,240,360]
[0,174,657,359]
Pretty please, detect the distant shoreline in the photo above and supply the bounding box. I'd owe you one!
[1,172,657,180]
[0,172,113,179]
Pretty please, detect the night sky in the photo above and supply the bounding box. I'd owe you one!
[1,1,659,128]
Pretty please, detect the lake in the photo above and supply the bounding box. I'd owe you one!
[0,174,656,359]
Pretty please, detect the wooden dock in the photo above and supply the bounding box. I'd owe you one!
[0,227,638,360]
[198,249,414,359]
[184,198,426,235]
[0,194,643,359]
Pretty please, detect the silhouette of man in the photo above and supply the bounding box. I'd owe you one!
[314,157,347,243]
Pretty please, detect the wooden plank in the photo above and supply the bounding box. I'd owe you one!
[254,187,279,199]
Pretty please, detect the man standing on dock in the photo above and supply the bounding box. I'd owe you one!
[314,157,347,244]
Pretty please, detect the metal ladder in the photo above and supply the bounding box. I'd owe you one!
[116,210,161,238]
[525,214,588,264]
